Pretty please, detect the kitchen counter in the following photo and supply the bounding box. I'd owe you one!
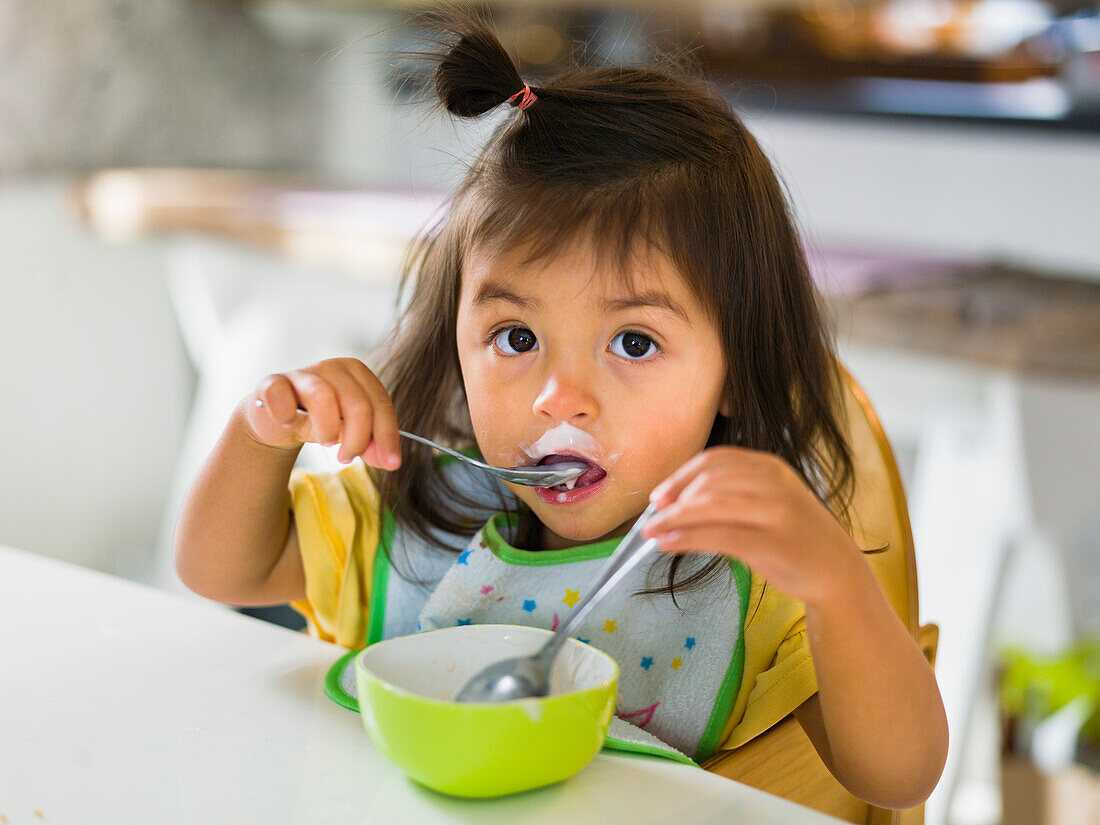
[75,168,1100,382]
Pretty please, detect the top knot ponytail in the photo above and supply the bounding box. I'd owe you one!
[433,13,530,118]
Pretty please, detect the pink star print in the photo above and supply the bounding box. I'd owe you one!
[479,585,493,595]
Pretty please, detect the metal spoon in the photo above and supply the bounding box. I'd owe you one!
[265,403,589,489]
[396,431,589,488]
[454,503,659,703]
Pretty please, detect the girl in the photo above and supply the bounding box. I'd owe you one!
[175,13,947,808]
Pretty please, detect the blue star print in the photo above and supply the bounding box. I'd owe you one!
[456,618,472,626]
[457,550,472,565]
[577,638,590,645]
[640,656,654,670]
[522,599,537,612]
[685,637,696,650]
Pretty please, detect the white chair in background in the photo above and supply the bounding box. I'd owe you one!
[151,238,401,595]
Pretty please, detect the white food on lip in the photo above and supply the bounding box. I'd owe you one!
[522,423,602,464]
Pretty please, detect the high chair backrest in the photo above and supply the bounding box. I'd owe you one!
[702,366,939,825]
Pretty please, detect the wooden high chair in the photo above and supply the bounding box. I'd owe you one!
[702,366,940,825]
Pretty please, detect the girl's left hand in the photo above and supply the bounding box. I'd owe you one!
[642,446,863,608]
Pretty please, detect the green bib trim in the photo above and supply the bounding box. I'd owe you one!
[365,449,480,647]
[365,508,396,647]
[691,558,752,762]
[483,512,624,566]
[602,736,698,766]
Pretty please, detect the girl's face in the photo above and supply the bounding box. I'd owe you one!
[456,240,729,550]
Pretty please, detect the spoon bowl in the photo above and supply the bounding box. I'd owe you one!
[398,430,589,488]
[453,653,552,703]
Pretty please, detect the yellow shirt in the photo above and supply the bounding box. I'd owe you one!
[288,462,817,752]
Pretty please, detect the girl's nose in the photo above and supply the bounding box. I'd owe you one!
[532,370,598,424]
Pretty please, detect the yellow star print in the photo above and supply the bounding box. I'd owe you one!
[563,589,580,608]
[671,658,683,670]
[603,619,617,633]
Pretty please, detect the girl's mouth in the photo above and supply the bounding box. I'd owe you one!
[534,453,608,505]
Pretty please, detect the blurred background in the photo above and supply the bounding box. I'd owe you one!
[2,1,1098,823]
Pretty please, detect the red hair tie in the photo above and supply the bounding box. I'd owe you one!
[507,83,537,112]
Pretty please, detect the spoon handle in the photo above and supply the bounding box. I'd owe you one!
[397,430,492,470]
[269,410,497,472]
[539,503,659,664]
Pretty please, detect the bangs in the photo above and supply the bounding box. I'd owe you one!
[450,163,721,316]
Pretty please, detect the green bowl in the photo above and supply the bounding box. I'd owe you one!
[355,624,619,798]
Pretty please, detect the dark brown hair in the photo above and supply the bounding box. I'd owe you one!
[374,11,854,596]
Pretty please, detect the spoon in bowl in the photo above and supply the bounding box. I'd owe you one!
[454,503,659,703]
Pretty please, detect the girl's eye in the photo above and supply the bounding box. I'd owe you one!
[610,331,659,361]
[492,327,538,355]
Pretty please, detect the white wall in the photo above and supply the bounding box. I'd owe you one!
[745,113,1100,280]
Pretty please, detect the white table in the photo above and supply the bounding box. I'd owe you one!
[0,545,842,825]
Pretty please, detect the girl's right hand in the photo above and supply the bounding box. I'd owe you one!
[243,357,402,470]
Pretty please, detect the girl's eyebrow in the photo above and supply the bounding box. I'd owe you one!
[473,280,540,310]
[474,280,687,323]
[602,291,689,323]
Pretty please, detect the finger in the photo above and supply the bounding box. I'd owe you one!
[341,359,401,470]
[645,490,767,538]
[649,452,708,508]
[648,523,759,562]
[650,447,781,508]
[649,458,746,523]
[649,447,749,507]
[285,369,342,446]
[255,374,302,427]
[316,365,374,464]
